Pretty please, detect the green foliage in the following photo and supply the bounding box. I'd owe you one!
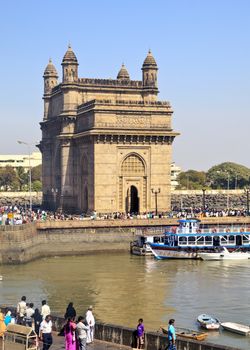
[16,166,28,191]
[177,170,207,189]
[31,165,42,181]
[207,162,250,189]
[0,166,18,191]
[32,180,42,192]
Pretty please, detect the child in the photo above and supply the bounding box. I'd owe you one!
[136,318,144,349]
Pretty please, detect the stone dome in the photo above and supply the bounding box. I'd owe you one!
[43,59,58,77]
[142,50,157,67]
[117,63,130,80]
[62,44,78,63]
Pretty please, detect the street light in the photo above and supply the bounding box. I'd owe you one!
[244,187,250,216]
[227,173,230,210]
[202,188,206,213]
[51,188,58,212]
[151,188,160,216]
[17,140,32,212]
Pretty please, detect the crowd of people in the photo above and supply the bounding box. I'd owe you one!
[0,296,178,350]
[0,203,249,226]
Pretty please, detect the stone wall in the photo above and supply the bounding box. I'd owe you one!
[0,192,42,206]
[0,306,239,350]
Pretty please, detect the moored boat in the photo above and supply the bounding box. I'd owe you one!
[161,326,208,341]
[221,322,250,336]
[198,247,250,261]
[197,314,220,330]
[130,234,165,256]
[149,219,250,260]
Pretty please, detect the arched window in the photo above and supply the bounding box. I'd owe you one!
[121,155,145,175]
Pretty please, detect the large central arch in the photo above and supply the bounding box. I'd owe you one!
[120,153,146,213]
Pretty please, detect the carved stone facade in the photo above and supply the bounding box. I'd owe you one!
[39,46,179,213]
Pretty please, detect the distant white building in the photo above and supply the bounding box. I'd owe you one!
[171,162,182,190]
[0,152,42,171]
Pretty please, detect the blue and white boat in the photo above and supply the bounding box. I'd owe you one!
[148,219,250,260]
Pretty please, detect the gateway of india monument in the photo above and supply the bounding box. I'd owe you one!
[39,45,179,213]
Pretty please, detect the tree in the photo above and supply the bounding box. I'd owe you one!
[0,166,18,191]
[16,166,28,191]
[207,162,250,189]
[31,164,42,182]
[176,170,207,189]
[32,180,42,192]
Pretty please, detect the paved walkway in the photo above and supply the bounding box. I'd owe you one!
[40,333,130,350]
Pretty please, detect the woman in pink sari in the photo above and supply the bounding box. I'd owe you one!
[64,317,77,350]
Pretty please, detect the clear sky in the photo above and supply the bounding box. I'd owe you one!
[0,0,249,171]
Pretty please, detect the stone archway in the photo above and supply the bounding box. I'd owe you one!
[120,153,146,213]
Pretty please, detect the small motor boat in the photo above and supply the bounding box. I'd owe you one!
[197,314,220,330]
[221,322,250,336]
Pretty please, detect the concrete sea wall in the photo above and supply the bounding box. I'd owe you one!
[1,217,250,264]
[0,306,239,350]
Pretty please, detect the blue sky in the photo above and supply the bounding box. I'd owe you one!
[0,0,249,171]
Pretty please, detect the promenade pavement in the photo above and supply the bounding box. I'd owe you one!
[40,333,130,350]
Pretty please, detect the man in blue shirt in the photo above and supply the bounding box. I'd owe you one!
[167,319,176,350]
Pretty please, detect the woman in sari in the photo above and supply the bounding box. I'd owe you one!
[64,317,77,350]
[0,312,6,337]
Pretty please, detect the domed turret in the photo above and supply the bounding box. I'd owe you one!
[117,63,130,80]
[43,59,58,93]
[61,44,78,82]
[142,50,158,88]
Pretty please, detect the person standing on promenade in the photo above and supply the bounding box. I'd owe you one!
[64,302,77,320]
[167,319,176,350]
[34,308,43,336]
[86,305,95,344]
[136,318,144,349]
[39,315,53,350]
[4,311,12,326]
[24,302,35,327]
[64,317,77,350]
[0,312,6,338]
[76,316,89,350]
[41,300,51,320]
[17,296,27,324]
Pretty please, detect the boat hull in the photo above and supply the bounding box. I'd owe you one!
[197,314,220,330]
[221,322,250,336]
[149,246,199,259]
[161,326,207,341]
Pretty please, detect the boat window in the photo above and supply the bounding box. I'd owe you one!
[153,237,161,243]
[221,236,228,244]
[197,236,204,245]
[242,234,250,244]
[178,236,187,245]
[205,236,212,244]
[229,235,235,244]
[188,236,195,245]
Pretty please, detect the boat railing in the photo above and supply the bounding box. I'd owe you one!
[177,227,250,234]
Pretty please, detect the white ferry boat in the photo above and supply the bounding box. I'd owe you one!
[149,219,250,260]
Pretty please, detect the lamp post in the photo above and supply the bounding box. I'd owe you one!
[244,187,250,216]
[51,188,58,212]
[235,174,238,190]
[151,188,160,216]
[202,188,206,213]
[227,173,230,210]
[17,140,32,212]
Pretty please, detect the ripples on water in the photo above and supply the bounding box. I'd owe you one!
[0,253,249,349]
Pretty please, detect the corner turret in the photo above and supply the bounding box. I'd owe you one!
[117,63,130,81]
[61,44,78,83]
[43,59,58,93]
[142,50,158,88]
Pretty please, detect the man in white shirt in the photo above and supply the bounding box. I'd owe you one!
[39,315,53,350]
[41,300,51,320]
[24,302,35,327]
[76,316,89,350]
[17,296,27,324]
[86,305,95,343]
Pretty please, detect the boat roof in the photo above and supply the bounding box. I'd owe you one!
[178,219,200,223]
[167,232,250,237]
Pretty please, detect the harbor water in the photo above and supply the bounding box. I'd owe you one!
[0,253,249,349]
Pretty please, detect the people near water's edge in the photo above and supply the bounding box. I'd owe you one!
[0,310,6,338]
[64,302,76,320]
[17,295,27,324]
[136,318,145,349]
[39,315,53,350]
[41,300,51,320]
[24,302,35,327]
[34,308,43,335]
[64,316,77,350]
[4,311,12,326]
[167,319,176,350]
[76,316,89,350]
[86,305,95,344]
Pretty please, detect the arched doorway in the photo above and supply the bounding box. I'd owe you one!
[126,185,139,214]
